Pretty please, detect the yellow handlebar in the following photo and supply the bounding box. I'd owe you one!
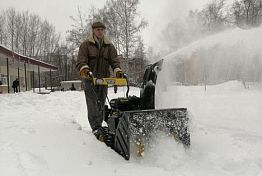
[92,78,128,86]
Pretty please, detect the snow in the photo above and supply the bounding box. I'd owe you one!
[1,25,262,175]
[155,80,262,176]
[159,26,262,85]
[151,26,262,175]
[164,26,262,63]
[1,82,262,176]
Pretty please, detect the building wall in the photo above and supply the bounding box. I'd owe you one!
[0,65,32,93]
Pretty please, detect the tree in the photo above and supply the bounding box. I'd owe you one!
[14,12,22,53]
[66,7,91,49]
[0,8,60,58]
[110,0,147,60]
[6,7,16,51]
[131,36,146,84]
[20,11,30,55]
[0,8,64,87]
[200,0,227,32]
[231,0,262,28]
[27,14,41,56]
[0,13,6,45]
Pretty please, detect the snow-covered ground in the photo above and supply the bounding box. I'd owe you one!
[1,24,262,176]
[156,81,262,175]
[1,82,262,176]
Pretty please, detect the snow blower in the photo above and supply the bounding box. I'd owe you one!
[87,59,190,160]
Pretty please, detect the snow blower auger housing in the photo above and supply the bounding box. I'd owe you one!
[89,60,190,160]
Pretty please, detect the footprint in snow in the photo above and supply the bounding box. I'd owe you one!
[18,152,48,176]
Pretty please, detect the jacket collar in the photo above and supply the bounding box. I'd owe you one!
[87,33,111,45]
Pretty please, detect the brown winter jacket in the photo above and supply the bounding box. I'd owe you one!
[76,34,120,78]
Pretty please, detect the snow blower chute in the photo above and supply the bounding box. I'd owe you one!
[87,59,190,160]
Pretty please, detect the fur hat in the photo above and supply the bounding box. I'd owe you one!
[92,21,106,29]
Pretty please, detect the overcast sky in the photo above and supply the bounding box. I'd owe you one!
[0,0,209,48]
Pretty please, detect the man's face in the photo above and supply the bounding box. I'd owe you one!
[93,27,105,39]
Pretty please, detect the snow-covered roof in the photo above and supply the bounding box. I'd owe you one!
[0,44,58,71]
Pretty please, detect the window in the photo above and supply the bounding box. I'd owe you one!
[0,75,7,85]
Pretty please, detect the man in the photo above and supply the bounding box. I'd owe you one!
[12,78,19,93]
[70,83,76,91]
[76,21,122,141]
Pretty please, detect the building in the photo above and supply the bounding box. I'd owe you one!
[0,45,58,94]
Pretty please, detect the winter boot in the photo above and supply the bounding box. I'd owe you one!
[92,127,105,142]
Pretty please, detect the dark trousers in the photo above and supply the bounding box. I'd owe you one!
[13,87,18,93]
[82,79,108,131]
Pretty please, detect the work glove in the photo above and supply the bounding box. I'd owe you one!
[114,68,124,78]
[80,65,90,78]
